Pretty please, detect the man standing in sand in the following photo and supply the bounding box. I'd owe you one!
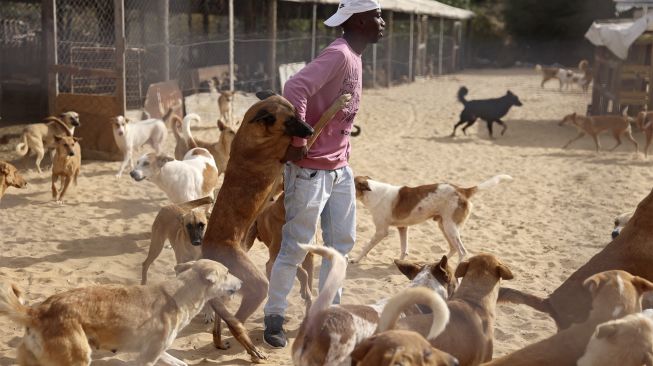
[262,0,385,348]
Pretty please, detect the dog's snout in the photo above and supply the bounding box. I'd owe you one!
[612,229,620,239]
[191,239,202,246]
[286,117,314,138]
[68,152,75,156]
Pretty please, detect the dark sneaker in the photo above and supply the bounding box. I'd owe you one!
[263,314,287,348]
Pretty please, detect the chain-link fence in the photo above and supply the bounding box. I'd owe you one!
[2,0,467,117]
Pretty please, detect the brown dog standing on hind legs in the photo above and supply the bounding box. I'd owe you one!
[51,135,81,204]
[200,91,315,361]
[559,111,638,153]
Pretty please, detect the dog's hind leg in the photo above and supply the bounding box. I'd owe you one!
[33,144,45,174]
[116,150,132,178]
[438,219,467,260]
[451,120,467,137]
[562,132,586,149]
[623,128,639,153]
[349,226,390,263]
[210,298,267,361]
[142,231,167,285]
[496,119,508,136]
[398,226,408,259]
[461,119,477,136]
[485,120,495,139]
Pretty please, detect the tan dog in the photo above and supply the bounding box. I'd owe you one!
[636,111,653,158]
[141,196,213,285]
[15,111,80,173]
[241,192,315,309]
[397,254,514,366]
[173,113,236,176]
[485,270,653,366]
[559,112,638,153]
[51,135,81,203]
[290,255,456,366]
[0,161,27,201]
[218,90,235,125]
[499,187,653,330]
[351,175,512,262]
[201,91,314,361]
[578,309,653,366]
[0,260,241,366]
[350,287,458,366]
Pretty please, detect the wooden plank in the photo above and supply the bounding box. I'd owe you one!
[42,0,57,115]
[50,64,119,78]
[114,0,126,115]
[268,0,277,90]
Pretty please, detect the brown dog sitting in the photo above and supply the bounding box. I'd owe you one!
[51,135,81,204]
[0,161,27,202]
[173,114,236,176]
[351,287,458,366]
[485,270,653,366]
[499,186,653,330]
[397,254,514,366]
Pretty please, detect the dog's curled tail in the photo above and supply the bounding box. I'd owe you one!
[457,86,469,105]
[498,287,555,318]
[461,174,513,198]
[15,133,29,156]
[181,113,201,149]
[301,244,346,330]
[0,283,31,327]
[578,60,589,72]
[350,124,362,137]
[377,287,449,340]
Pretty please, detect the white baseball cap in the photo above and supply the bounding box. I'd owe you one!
[324,0,381,27]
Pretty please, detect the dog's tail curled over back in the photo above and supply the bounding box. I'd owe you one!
[350,124,362,137]
[181,113,201,149]
[300,244,346,332]
[457,86,469,105]
[377,287,449,340]
[15,133,29,156]
[0,283,31,327]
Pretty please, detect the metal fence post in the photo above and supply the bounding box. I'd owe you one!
[114,0,126,114]
[43,0,58,114]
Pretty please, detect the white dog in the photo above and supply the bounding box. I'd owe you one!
[129,148,219,203]
[352,174,512,263]
[111,110,172,178]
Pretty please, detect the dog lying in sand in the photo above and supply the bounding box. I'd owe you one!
[578,309,653,366]
[0,161,27,202]
[485,270,653,366]
[350,287,458,366]
[351,175,512,263]
[15,111,80,173]
[129,148,218,204]
[0,260,240,366]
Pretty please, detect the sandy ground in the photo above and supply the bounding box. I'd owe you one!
[1,68,652,365]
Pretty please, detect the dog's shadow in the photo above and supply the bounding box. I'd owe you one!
[0,232,147,268]
[404,135,477,144]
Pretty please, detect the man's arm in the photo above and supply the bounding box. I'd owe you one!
[283,47,346,147]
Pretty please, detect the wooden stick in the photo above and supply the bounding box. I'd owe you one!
[306,93,352,150]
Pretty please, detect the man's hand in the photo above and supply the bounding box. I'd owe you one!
[281,145,307,163]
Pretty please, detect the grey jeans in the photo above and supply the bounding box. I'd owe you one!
[263,163,356,317]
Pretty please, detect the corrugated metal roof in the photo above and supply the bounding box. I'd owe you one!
[281,0,474,19]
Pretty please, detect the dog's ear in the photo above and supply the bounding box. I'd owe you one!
[497,263,514,280]
[507,90,514,96]
[54,134,65,142]
[595,322,619,340]
[156,155,174,166]
[255,90,277,100]
[632,276,653,295]
[10,283,24,304]
[217,119,227,131]
[354,177,371,192]
[583,274,603,296]
[73,137,82,143]
[174,261,195,275]
[438,255,449,271]
[454,260,470,278]
[349,336,375,364]
[250,108,276,125]
[394,259,423,280]
[0,163,9,175]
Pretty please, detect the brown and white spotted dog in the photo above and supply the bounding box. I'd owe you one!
[351,175,512,263]
[129,147,218,204]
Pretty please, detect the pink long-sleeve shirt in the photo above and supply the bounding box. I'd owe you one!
[283,37,362,170]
